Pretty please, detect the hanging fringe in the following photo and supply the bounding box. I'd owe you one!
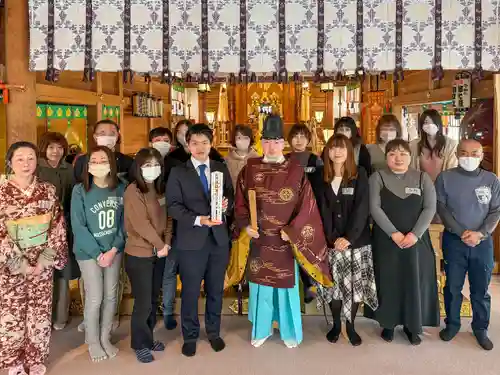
[431,65,444,81]
[160,69,172,84]
[393,67,404,82]
[472,67,484,82]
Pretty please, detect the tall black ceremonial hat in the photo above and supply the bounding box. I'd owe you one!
[262,115,284,140]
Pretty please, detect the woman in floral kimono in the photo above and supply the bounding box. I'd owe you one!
[0,141,68,375]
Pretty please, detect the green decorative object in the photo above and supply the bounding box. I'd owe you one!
[172,84,185,93]
[102,105,120,120]
[36,104,87,120]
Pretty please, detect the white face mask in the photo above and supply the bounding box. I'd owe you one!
[380,130,397,143]
[459,156,481,172]
[141,165,162,182]
[152,141,171,157]
[235,138,250,151]
[422,123,439,137]
[96,135,117,149]
[88,163,111,178]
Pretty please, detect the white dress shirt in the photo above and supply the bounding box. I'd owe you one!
[191,156,210,227]
[331,176,342,195]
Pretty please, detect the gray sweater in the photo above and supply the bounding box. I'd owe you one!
[435,167,500,236]
[369,168,436,238]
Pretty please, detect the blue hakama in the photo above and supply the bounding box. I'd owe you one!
[248,262,303,345]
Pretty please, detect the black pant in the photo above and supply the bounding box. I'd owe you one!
[442,231,494,332]
[125,254,165,350]
[177,234,229,343]
[299,267,313,289]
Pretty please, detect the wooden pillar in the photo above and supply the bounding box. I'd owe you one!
[4,0,37,144]
[493,73,500,270]
[147,80,154,131]
[0,7,7,172]
[117,72,125,153]
[325,91,334,128]
[235,84,247,125]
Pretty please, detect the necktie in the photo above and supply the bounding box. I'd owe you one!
[198,164,209,195]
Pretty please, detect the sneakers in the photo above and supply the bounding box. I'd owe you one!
[164,315,177,330]
[209,337,226,352]
[439,326,460,342]
[135,348,154,363]
[182,342,197,357]
[474,330,494,351]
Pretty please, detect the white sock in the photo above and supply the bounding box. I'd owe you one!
[284,340,298,349]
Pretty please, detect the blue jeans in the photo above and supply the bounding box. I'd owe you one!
[162,249,178,317]
[442,231,494,332]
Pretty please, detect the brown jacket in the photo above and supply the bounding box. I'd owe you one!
[225,148,260,188]
[124,182,172,257]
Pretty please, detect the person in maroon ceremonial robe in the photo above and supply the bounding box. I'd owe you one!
[226,115,331,348]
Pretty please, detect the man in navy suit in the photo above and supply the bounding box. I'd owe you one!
[166,124,233,357]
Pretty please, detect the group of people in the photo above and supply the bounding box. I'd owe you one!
[0,109,499,375]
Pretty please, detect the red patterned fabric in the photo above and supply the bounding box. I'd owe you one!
[0,178,68,369]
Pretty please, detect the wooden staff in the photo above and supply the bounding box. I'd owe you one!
[248,189,258,230]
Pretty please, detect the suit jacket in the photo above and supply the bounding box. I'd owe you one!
[164,146,225,183]
[166,159,234,250]
[315,166,371,249]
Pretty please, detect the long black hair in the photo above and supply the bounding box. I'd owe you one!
[5,141,38,174]
[334,116,362,146]
[418,109,446,157]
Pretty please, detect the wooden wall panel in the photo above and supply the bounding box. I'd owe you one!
[0,7,5,66]
[36,71,94,92]
[198,85,220,123]
[234,83,248,125]
[101,73,119,96]
[0,104,6,173]
[122,115,149,155]
[310,84,328,127]
[5,0,37,144]
[393,70,494,106]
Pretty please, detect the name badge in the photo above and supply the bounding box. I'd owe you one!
[158,197,166,206]
[342,187,354,195]
[405,187,421,196]
[304,167,316,173]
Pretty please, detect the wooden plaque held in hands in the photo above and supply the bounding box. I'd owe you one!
[211,171,224,222]
[248,189,258,230]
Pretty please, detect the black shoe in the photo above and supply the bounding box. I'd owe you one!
[209,337,226,352]
[151,340,165,352]
[474,330,494,351]
[303,288,316,304]
[164,315,177,330]
[346,321,362,346]
[403,326,421,346]
[326,323,341,343]
[381,328,394,342]
[182,342,197,357]
[135,348,154,363]
[439,326,460,342]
